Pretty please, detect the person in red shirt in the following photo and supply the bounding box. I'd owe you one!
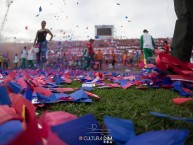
[87,39,95,55]
[84,39,95,70]
[163,40,170,54]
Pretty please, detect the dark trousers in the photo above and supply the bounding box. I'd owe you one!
[20,58,26,69]
[112,60,115,69]
[98,60,102,69]
[14,63,18,69]
[171,0,193,62]
[84,54,94,70]
[28,60,34,69]
[37,42,47,66]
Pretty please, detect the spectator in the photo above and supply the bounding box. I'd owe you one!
[20,47,27,69]
[134,51,139,66]
[112,50,116,69]
[13,53,19,69]
[122,51,127,66]
[3,56,10,70]
[128,53,134,66]
[95,49,103,69]
[27,48,34,69]
[104,54,109,65]
[84,39,95,70]
[0,53,3,68]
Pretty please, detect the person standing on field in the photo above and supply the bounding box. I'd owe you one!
[140,29,155,64]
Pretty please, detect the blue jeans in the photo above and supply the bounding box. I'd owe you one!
[37,41,47,66]
[84,54,94,70]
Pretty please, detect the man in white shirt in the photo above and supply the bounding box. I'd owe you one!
[13,54,19,69]
[140,29,155,64]
[27,48,34,69]
[20,47,27,69]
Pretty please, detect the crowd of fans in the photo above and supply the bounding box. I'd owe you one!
[0,37,176,71]
[2,34,192,71]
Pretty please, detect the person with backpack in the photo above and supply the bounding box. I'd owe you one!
[140,29,155,65]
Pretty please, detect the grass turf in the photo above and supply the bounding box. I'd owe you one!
[38,81,193,145]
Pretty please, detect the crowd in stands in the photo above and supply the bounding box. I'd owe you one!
[3,37,192,71]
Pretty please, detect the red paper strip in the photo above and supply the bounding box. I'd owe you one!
[172,98,193,105]
[85,91,100,99]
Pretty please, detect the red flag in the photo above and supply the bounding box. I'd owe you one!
[39,111,77,127]
[34,87,52,97]
[0,105,23,124]
[38,111,76,145]
[9,93,43,145]
[9,93,36,122]
[122,82,133,89]
[9,118,44,145]
[16,78,27,90]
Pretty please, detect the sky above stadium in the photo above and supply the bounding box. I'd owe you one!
[0,0,176,42]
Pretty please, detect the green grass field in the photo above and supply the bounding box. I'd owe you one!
[38,81,193,145]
